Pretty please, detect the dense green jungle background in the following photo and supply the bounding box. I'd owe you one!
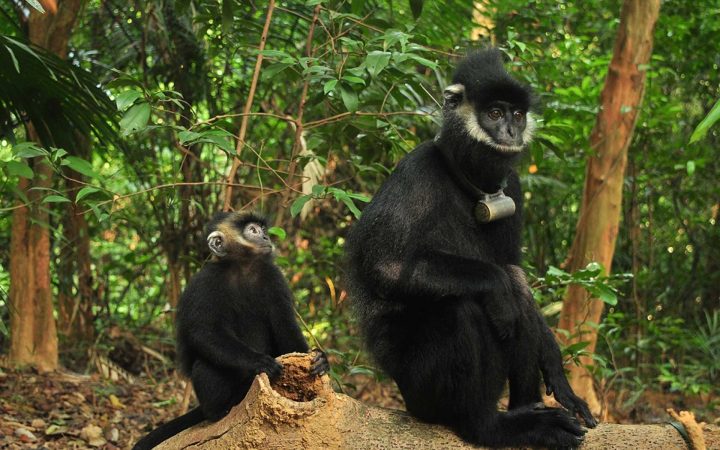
[0,1,718,447]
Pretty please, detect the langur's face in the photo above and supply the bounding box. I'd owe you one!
[442,83,535,153]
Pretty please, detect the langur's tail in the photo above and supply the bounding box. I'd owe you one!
[132,407,205,450]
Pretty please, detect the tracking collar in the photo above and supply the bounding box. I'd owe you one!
[435,140,516,223]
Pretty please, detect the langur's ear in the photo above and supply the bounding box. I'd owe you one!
[443,83,465,108]
[207,231,227,257]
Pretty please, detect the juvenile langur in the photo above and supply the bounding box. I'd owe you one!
[133,212,328,450]
[345,49,596,448]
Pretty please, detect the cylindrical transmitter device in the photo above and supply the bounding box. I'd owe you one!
[474,192,516,223]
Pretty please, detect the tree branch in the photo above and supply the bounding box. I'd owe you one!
[155,354,720,450]
[222,0,277,212]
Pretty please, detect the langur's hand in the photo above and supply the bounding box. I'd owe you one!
[310,348,330,376]
[256,354,283,380]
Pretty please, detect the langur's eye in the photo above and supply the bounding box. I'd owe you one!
[488,109,503,120]
[513,111,525,121]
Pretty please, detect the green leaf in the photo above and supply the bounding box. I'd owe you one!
[365,51,391,77]
[341,197,362,218]
[24,0,45,13]
[540,301,564,317]
[383,30,410,52]
[119,102,151,136]
[62,156,99,179]
[329,188,363,218]
[686,160,696,176]
[264,62,292,78]
[573,261,603,279]
[115,90,143,111]
[12,142,48,158]
[259,50,292,58]
[52,148,68,161]
[546,266,568,278]
[76,186,101,202]
[588,284,618,306]
[90,204,108,222]
[341,75,366,85]
[340,85,358,112]
[346,192,371,202]
[690,99,720,144]
[268,226,287,241]
[42,194,71,204]
[323,79,338,95]
[6,160,34,178]
[311,184,326,196]
[563,341,591,355]
[290,194,313,217]
[348,366,375,377]
[406,53,437,69]
[6,46,19,73]
[177,130,203,144]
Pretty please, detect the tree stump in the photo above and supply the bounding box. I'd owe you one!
[156,353,719,449]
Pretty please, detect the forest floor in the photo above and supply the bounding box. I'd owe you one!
[0,363,716,449]
[0,360,408,450]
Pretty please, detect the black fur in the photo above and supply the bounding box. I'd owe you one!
[345,49,596,448]
[133,212,328,450]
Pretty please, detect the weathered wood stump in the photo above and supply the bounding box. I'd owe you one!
[157,353,719,449]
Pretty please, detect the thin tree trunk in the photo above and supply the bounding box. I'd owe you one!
[167,260,183,311]
[9,0,83,371]
[57,178,95,343]
[58,132,95,343]
[557,0,661,414]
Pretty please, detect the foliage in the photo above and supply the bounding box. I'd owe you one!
[690,98,720,143]
[0,35,120,150]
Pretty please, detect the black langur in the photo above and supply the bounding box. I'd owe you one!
[133,212,328,450]
[345,49,597,448]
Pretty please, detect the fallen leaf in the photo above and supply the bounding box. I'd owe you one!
[31,418,46,429]
[45,424,69,435]
[106,427,119,442]
[109,394,125,409]
[14,427,37,442]
[80,424,107,447]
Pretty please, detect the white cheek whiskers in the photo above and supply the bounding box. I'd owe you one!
[455,103,534,153]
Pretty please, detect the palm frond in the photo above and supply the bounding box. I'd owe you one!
[0,34,122,150]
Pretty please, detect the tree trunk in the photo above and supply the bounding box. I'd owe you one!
[10,158,58,372]
[9,0,83,371]
[557,0,661,415]
[57,180,95,343]
[167,259,184,311]
[155,354,718,450]
[58,133,95,343]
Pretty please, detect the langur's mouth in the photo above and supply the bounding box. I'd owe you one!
[487,142,525,153]
[256,244,274,253]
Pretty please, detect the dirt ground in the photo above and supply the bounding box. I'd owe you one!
[0,365,187,449]
[0,359,407,449]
